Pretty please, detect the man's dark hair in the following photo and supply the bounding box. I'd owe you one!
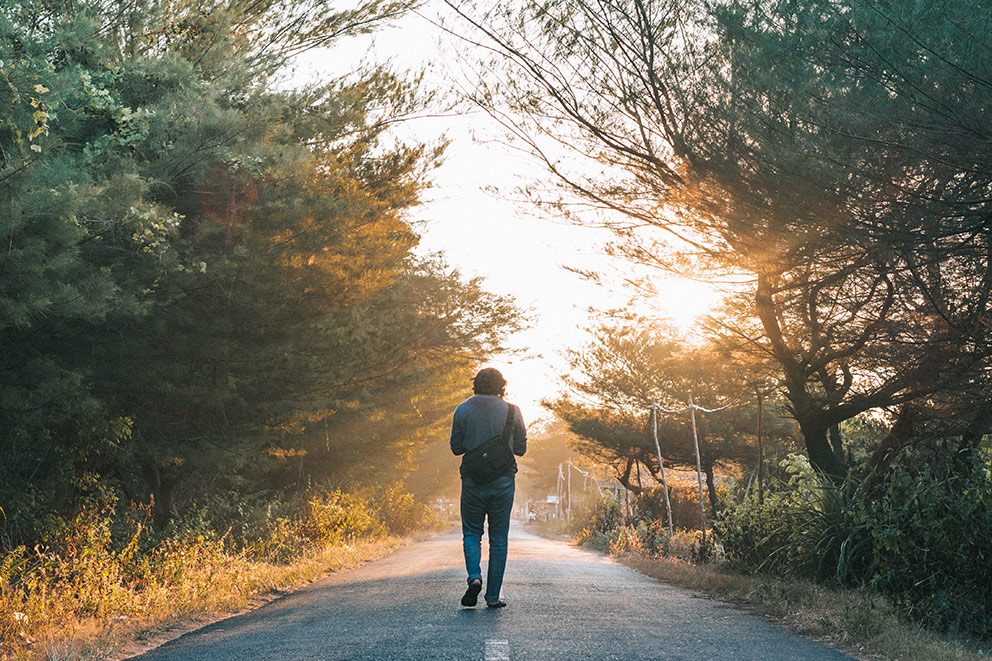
[473,367,507,397]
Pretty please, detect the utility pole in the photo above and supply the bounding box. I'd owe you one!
[649,404,675,536]
[566,459,573,520]
[688,394,708,552]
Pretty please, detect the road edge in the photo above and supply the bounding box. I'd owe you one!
[113,536,417,661]
[523,525,984,661]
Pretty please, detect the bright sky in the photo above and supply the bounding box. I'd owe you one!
[287,7,722,416]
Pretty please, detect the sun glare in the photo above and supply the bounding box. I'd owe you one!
[649,277,724,335]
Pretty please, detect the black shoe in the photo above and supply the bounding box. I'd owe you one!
[461,580,482,607]
[486,600,507,608]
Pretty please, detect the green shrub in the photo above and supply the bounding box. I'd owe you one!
[607,524,645,556]
[633,485,705,532]
[718,454,873,585]
[166,491,298,550]
[719,489,805,575]
[303,490,387,545]
[718,453,992,639]
[576,494,625,551]
[249,516,310,563]
[867,463,992,638]
[574,493,717,563]
[634,518,669,555]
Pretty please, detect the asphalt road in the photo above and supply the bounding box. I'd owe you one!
[134,526,851,660]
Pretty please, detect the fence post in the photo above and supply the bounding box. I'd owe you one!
[688,394,708,553]
[649,404,675,536]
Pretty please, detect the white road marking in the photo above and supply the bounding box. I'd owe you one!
[484,638,510,660]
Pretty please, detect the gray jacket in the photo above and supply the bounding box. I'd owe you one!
[449,395,527,477]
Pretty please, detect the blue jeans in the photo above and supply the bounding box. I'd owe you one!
[460,474,515,603]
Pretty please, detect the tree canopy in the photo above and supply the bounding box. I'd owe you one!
[451,0,992,479]
[0,0,520,544]
[548,319,798,510]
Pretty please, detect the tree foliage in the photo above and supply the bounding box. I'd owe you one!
[452,0,992,478]
[0,0,520,544]
[548,319,797,510]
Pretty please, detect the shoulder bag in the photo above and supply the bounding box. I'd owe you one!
[462,404,516,484]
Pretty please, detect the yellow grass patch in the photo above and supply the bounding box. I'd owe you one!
[3,536,405,661]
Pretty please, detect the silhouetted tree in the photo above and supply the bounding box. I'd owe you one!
[450,0,992,477]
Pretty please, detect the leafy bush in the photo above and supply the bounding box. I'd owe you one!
[166,491,296,549]
[720,490,796,574]
[718,453,992,639]
[303,491,387,545]
[565,453,992,640]
[576,495,625,550]
[718,454,872,585]
[575,493,717,562]
[372,483,441,536]
[241,515,298,564]
[632,484,707,532]
[867,463,992,638]
[607,524,646,556]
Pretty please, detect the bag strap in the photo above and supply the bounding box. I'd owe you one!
[501,404,515,445]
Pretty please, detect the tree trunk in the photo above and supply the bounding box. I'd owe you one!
[828,423,844,462]
[954,404,992,477]
[799,420,848,480]
[616,456,642,495]
[756,271,849,481]
[867,405,916,483]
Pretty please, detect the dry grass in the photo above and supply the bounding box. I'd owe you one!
[4,533,405,661]
[619,554,989,661]
[1,485,437,660]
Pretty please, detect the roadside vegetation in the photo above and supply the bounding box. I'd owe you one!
[533,316,992,650]
[1,483,438,659]
[454,0,992,655]
[0,2,516,658]
[538,479,988,661]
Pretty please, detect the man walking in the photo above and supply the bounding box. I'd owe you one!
[449,368,527,608]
